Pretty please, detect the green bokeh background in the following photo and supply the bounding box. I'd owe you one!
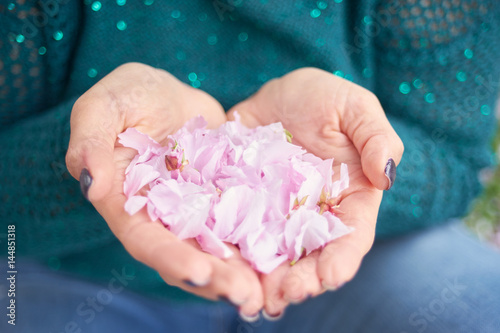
[465,105,500,247]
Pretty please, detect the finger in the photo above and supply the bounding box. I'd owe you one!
[342,90,404,190]
[281,250,322,304]
[226,99,264,128]
[261,262,291,316]
[317,184,381,288]
[107,209,215,286]
[65,91,119,201]
[92,148,262,307]
[224,245,264,317]
[184,241,264,315]
[90,150,214,285]
[66,63,183,201]
[163,246,265,319]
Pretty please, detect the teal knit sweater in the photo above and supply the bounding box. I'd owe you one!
[1,0,499,302]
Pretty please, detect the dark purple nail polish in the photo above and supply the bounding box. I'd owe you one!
[79,168,93,200]
[384,158,396,190]
[182,279,199,287]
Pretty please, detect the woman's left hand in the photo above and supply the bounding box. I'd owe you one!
[228,67,404,317]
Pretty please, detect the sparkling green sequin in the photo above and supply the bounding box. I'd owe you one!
[188,72,197,82]
[171,10,181,19]
[310,9,321,18]
[238,32,248,42]
[362,68,373,78]
[315,38,325,47]
[15,34,25,43]
[91,1,102,11]
[464,49,474,59]
[412,206,423,218]
[7,3,15,10]
[410,194,420,205]
[317,1,327,9]
[191,80,201,88]
[53,30,64,41]
[333,70,344,77]
[480,105,491,116]
[38,47,47,55]
[399,82,411,94]
[425,93,435,103]
[363,16,373,25]
[412,78,423,89]
[144,0,154,5]
[456,71,467,82]
[334,0,343,3]
[87,68,98,78]
[116,0,126,5]
[116,20,127,30]
[176,51,186,60]
[207,34,218,45]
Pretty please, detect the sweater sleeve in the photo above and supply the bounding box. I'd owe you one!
[0,98,117,258]
[0,1,116,257]
[373,0,500,237]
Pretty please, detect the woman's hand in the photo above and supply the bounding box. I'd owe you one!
[66,63,264,316]
[227,67,404,316]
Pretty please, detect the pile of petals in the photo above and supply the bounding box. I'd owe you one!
[119,115,353,273]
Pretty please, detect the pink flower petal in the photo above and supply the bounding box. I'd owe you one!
[196,225,233,259]
[124,195,149,215]
[121,116,352,273]
[124,164,160,197]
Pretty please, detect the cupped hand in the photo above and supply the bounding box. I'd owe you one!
[227,67,404,317]
[66,63,263,316]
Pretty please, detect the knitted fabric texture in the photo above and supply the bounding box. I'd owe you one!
[1,0,499,302]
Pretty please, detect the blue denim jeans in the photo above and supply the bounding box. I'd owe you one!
[2,221,500,333]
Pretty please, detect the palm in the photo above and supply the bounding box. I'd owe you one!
[228,68,388,314]
[68,63,264,315]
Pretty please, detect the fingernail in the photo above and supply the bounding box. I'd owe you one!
[384,158,396,190]
[262,310,283,322]
[321,281,337,291]
[321,281,345,291]
[284,294,307,304]
[79,168,93,200]
[183,277,210,287]
[182,279,199,288]
[239,311,260,323]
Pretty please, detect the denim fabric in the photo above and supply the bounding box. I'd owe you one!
[2,221,499,333]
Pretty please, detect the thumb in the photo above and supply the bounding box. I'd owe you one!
[65,94,118,201]
[343,93,404,190]
[227,80,281,128]
[227,99,265,128]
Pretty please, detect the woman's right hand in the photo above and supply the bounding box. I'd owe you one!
[65,63,264,317]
